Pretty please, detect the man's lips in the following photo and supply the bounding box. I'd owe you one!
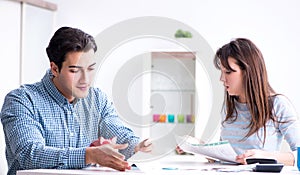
[77,86,88,90]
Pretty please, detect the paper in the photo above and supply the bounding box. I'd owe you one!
[176,135,238,163]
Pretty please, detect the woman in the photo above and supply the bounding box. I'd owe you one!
[214,38,300,165]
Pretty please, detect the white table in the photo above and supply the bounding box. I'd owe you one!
[17,155,300,175]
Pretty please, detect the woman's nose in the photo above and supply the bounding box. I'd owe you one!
[220,72,225,82]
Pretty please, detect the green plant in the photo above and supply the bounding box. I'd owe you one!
[175,29,192,38]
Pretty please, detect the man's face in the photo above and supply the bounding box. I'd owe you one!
[51,49,96,102]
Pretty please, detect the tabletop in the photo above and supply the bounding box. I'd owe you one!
[17,154,300,175]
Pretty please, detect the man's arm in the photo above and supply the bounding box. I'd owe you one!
[0,90,86,170]
[95,90,140,159]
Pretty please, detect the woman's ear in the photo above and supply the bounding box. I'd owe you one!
[50,62,59,77]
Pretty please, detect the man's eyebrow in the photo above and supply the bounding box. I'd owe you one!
[89,63,96,67]
[68,63,96,69]
[68,65,82,68]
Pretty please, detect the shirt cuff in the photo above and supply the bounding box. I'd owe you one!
[58,147,86,169]
[293,150,297,167]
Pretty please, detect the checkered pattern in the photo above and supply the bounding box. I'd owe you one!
[1,70,139,175]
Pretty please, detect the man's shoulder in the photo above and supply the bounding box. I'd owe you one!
[88,87,106,97]
[83,87,110,105]
[6,82,43,99]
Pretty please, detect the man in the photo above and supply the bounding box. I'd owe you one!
[0,27,151,175]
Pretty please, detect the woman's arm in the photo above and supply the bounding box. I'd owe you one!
[236,149,295,165]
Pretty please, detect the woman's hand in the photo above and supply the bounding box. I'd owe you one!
[175,145,185,154]
[175,136,204,155]
[236,149,275,164]
[236,149,294,165]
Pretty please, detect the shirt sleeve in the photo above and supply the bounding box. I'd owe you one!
[274,95,300,151]
[0,89,87,170]
[96,90,140,160]
[274,95,300,166]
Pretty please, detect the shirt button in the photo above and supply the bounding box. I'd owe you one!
[70,132,74,137]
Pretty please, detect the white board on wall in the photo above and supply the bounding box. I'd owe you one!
[0,1,21,174]
[21,3,55,84]
[0,1,56,174]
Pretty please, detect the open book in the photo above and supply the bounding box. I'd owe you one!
[176,135,238,163]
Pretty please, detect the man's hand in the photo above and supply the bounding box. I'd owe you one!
[134,138,152,153]
[86,142,131,171]
[90,137,117,147]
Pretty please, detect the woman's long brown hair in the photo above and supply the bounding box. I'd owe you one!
[213,38,276,144]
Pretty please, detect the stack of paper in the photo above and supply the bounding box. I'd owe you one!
[176,135,238,163]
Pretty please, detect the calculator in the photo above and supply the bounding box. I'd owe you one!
[254,164,284,172]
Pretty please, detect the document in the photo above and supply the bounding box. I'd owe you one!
[176,135,238,163]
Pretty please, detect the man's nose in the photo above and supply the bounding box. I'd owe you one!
[79,71,89,83]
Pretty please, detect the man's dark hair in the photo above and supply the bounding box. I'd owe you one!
[46,27,97,71]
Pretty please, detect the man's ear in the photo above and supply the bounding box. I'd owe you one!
[50,62,59,77]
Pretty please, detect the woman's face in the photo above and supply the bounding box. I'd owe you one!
[220,57,246,102]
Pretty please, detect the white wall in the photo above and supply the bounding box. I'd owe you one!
[49,0,300,125]
[1,0,300,172]
[0,1,21,174]
[0,1,55,174]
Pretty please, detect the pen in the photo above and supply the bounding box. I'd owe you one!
[162,167,200,170]
[162,167,178,170]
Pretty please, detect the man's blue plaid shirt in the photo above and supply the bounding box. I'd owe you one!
[0,70,139,175]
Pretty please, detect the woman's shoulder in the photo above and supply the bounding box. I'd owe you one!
[271,94,293,106]
[271,94,298,119]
